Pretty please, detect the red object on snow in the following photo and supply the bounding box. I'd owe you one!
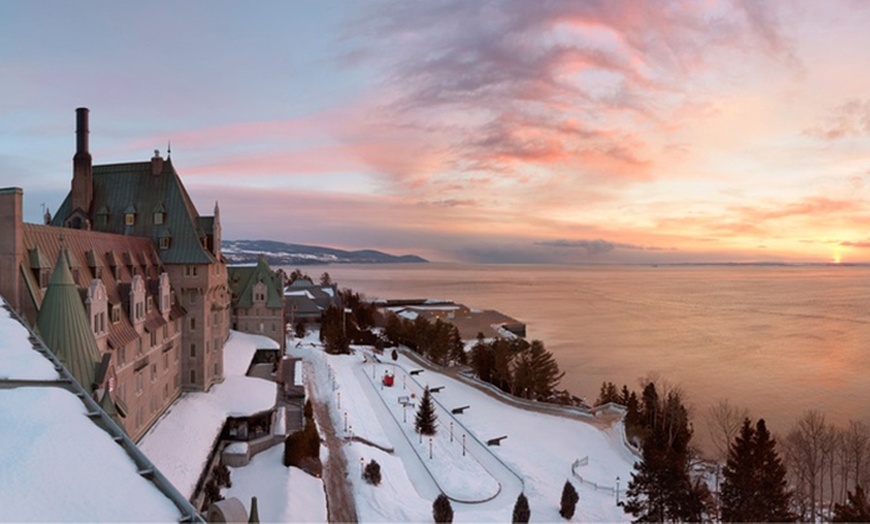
[382,374,395,387]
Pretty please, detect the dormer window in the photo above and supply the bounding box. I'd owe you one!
[124,204,136,226]
[153,202,166,225]
[158,228,172,251]
[96,206,110,228]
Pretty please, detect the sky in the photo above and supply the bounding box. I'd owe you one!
[2,0,870,264]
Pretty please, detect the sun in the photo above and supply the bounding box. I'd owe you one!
[833,250,842,264]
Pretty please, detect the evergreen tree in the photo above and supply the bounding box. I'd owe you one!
[721,418,756,521]
[447,324,466,365]
[559,480,579,519]
[623,385,704,522]
[433,493,453,523]
[391,349,398,361]
[833,485,870,522]
[512,492,531,523]
[470,339,494,383]
[294,320,306,339]
[596,381,620,405]
[721,418,793,522]
[415,386,438,435]
[320,305,349,354]
[526,340,564,400]
[752,420,793,521]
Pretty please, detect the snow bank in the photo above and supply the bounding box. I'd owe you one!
[0,303,59,381]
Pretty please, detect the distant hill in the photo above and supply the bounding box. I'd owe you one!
[222,239,428,266]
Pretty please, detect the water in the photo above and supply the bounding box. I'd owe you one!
[295,263,870,449]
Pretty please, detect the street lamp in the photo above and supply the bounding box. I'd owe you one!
[344,411,348,432]
[616,476,620,506]
[462,434,466,457]
[429,437,433,459]
[450,422,454,443]
[360,457,364,478]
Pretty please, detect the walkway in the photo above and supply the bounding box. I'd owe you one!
[355,353,524,510]
[305,361,358,523]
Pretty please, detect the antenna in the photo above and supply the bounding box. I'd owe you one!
[167,140,171,159]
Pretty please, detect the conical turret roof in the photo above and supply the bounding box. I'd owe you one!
[37,247,102,394]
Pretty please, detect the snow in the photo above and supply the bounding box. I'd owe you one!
[0,303,60,381]
[288,330,637,522]
[0,387,181,521]
[223,446,327,523]
[139,331,278,497]
[284,290,315,299]
[0,298,183,521]
[225,441,249,455]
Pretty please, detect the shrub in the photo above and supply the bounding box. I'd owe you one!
[559,480,579,519]
[513,492,530,523]
[284,420,320,468]
[213,463,232,488]
[432,493,453,523]
[363,459,382,485]
[391,349,398,361]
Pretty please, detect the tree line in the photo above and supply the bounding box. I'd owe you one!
[595,380,870,521]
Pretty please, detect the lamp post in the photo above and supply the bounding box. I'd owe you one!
[450,422,454,443]
[429,437,433,459]
[462,434,466,457]
[616,476,620,506]
[360,457,364,478]
[337,391,341,409]
[344,411,348,432]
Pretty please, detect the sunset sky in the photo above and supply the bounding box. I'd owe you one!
[2,0,870,264]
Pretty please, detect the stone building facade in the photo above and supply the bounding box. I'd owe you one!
[0,108,231,440]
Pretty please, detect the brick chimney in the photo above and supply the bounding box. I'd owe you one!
[0,187,24,312]
[151,149,164,176]
[71,107,93,217]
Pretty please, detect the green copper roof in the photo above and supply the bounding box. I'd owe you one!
[36,248,102,394]
[52,159,217,265]
[228,255,283,309]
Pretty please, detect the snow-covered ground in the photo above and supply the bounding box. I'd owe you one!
[288,330,637,522]
[136,324,636,522]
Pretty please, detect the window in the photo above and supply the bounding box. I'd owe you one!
[147,297,153,312]
[206,341,210,354]
[163,325,168,338]
[164,383,169,400]
[119,346,126,366]
[137,339,143,356]
[125,213,135,226]
[136,372,143,395]
[154,212,164,225]
[163,352,169,371]
[214,362,218,376]
[151,363,157,382]
[190,343,196,358]
[190,317,196,331]
[159,236,170,250]
[185,265,198,277]
[190,370,196,384]
[112,305,120,323]
[150,331,157,347]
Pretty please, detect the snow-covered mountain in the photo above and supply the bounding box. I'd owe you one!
[222,239,427,265]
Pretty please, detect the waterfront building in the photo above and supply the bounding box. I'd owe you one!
[228,254,286,351]
[0,108,230,440]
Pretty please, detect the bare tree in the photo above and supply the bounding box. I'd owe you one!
[784,410,835,521]
[844,420,870,494]
[706,399,749,462]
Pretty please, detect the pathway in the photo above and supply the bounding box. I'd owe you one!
[305,361,358,523]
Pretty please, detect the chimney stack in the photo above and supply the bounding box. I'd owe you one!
[71,107,93,220]
[76,107,89,155]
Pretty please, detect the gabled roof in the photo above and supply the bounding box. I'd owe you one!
[36,248,102,394]
[52,159,217,265]
[227,256,283,309]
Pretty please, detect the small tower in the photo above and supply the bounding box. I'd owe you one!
[37,246,103,394]
[69,108,93,228]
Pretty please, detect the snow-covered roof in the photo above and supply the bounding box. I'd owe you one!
[284,290,315,299]
[0,299,194,521]
[139,331,278,498]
